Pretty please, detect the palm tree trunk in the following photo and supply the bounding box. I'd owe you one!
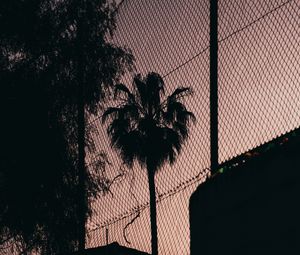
[147,160,158,255]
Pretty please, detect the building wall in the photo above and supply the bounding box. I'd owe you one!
[190,136,300,254]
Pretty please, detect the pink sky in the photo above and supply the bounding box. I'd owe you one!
[86,1,300,254]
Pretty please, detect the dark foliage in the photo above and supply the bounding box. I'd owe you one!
[102,73,195,170]
[0,0,133,254]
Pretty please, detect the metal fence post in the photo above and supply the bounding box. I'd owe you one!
[210,0,219,175]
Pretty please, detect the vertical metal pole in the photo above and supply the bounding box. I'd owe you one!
[106,228,109,245]
[78,1,86,252]
[210,0,219,175]
[78,67,86,253]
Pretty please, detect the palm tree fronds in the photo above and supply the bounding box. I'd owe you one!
[114,83,134,101]
[173,121,189,139]
[101,107,120,123]
[146,72,165,94]
[107,118,130,137]
[184,111,196,124]
[146,73,165,112]
[177,110,196,126]
[168,87,192,101]
[133,74,147,108]
[121,104,140,122]
[164,101,186,123]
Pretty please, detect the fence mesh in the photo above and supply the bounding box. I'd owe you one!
[218,0,300,162]
[2,0,300,254]
[86,0,211,254]
[84,0,300,254]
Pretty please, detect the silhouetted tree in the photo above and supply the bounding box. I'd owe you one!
[0,0,133,254]
[102,72,195,255]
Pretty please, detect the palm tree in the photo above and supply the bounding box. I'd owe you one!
[102,72,195,255]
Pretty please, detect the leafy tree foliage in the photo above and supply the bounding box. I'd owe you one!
[0,0,133,254]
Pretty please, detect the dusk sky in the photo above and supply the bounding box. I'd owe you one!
[85,1,300,254]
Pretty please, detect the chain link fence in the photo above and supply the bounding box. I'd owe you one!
[85,0,300,254]
[1,0,299,254]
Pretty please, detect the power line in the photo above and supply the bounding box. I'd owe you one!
[162,0,294,78]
